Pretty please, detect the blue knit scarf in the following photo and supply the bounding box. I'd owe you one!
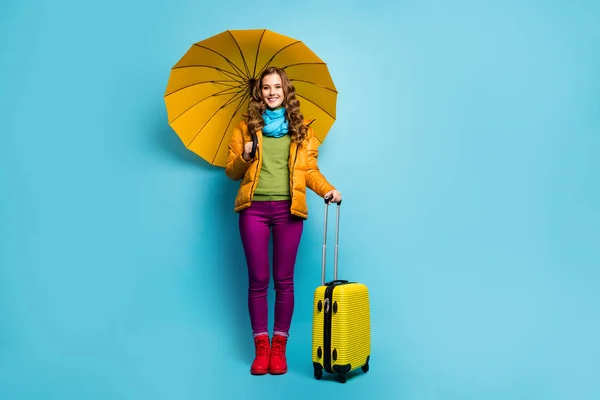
[261,107,289,138]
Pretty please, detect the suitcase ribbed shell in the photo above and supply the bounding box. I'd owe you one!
[312,282,371,378]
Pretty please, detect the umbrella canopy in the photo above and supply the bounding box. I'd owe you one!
[164,29,338,167]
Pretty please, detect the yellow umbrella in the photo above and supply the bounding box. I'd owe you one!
[164,29,338,167]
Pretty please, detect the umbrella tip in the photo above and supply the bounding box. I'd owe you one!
[248,78,257,90]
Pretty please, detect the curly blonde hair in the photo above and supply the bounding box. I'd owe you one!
[246,67,308,143]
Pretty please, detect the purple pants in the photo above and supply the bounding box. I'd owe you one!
[239,200,304,336]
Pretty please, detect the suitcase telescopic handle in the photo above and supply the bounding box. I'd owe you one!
[321,195,341,286]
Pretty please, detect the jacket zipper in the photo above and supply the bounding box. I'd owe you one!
[249,133,260,201]
[289,144,299,201]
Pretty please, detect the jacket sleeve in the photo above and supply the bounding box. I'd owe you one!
[305,126,336,197]
[225,121,252,181]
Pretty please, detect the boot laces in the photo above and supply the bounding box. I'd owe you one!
[255,338,269,357]
[271,336,286,357]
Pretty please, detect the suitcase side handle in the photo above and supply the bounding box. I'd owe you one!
[321,195,341,286]
[325,279,349,286]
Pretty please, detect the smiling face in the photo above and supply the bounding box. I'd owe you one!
[261,72,285,109]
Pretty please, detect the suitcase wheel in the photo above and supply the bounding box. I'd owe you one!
[362,362,369,373]
[362,356,370,373]
[313,363,323,380]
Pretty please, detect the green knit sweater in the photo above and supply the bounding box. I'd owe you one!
[253,134,291,201]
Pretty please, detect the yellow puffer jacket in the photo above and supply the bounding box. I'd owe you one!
[225,119,335,219]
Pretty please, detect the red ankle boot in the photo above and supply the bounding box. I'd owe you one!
[250,334,270,375]
[269,334,288,375]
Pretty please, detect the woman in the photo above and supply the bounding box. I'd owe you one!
[225,66,342,375]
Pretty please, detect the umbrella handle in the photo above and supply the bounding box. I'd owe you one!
[250,134,258,159]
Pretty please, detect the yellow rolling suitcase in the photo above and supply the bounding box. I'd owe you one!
[312,197,371,383]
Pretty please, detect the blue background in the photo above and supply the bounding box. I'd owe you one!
[1,0,599,398]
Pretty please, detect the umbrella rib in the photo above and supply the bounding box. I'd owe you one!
[207,85,248,97]
[165,80,245,97]
[169,85,246,124]
[256,41,302,77]
[187,89,249,147]
[192,44,248,80]
[211,81,246,88]
[220,88,249,108]
[212,88,247,96]
[290,79,338,93]
[211,91,251,165]
[252,29,267,78]
[281,62,328,69]
[296,93,336,121]
[173,64,246,85]
[226,30,251,79]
